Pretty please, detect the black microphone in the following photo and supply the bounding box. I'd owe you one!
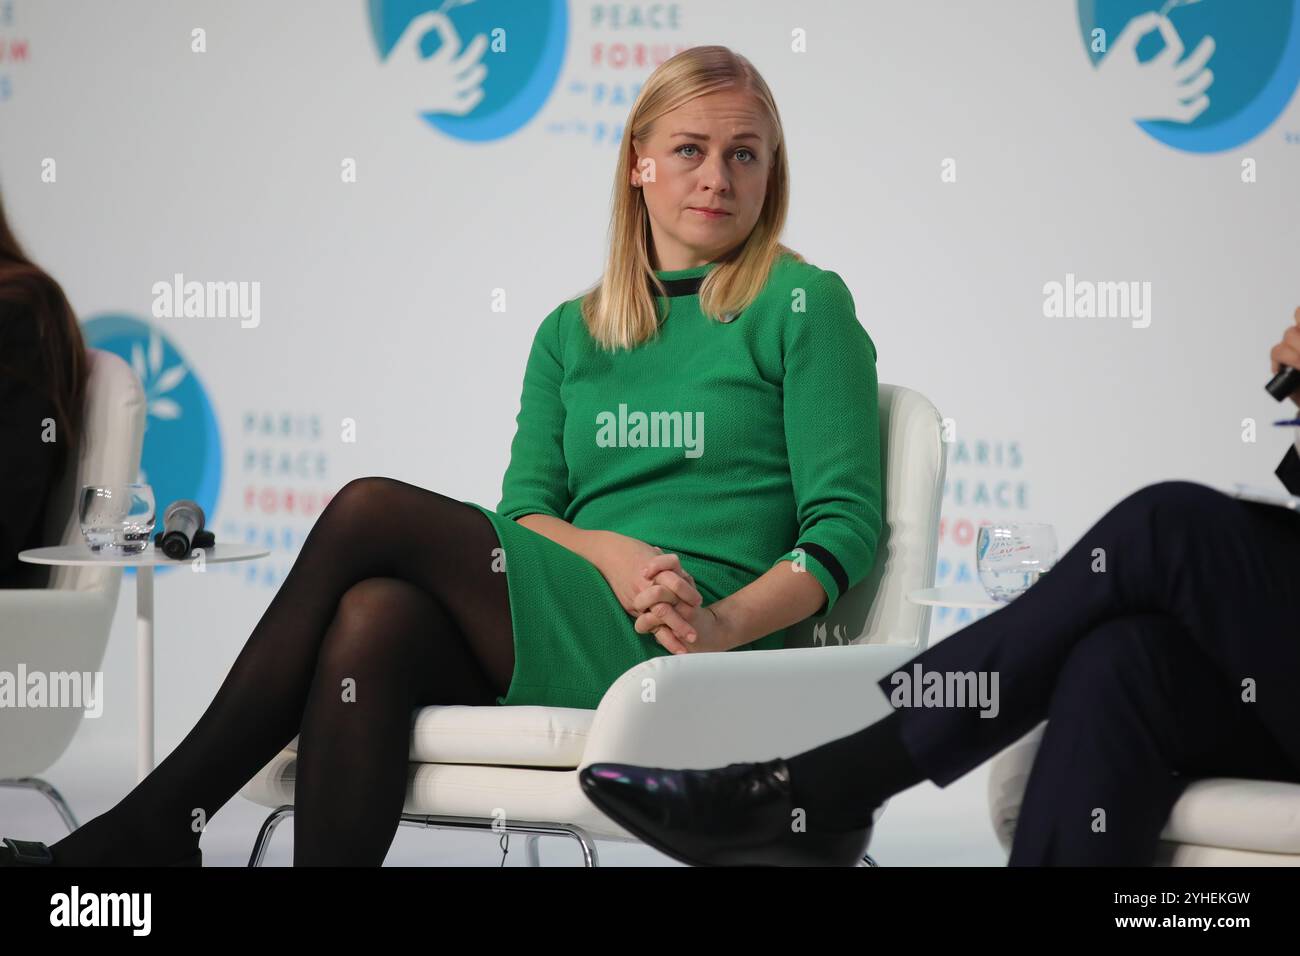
[1266,366,1300,402]
[158,499,206,559]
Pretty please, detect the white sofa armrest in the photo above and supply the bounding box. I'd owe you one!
[0,587,119,776]
[0,588,118,665]
[580,642,921,770]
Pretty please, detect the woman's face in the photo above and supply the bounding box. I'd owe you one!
[631,89,774,271]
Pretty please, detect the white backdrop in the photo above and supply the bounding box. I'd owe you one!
[1,0,1297,865]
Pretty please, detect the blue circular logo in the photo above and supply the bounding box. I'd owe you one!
[82,315,223,572]
[368,0,568,142]
[1079,1,1300,152]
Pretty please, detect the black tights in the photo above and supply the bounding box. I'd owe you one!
[51,477,516,866]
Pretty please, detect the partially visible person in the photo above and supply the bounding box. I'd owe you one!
[0,188,89,588]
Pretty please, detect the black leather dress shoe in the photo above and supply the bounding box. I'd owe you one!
[579,757,873,866]
[0,838,56,866]
[0,837,202,867]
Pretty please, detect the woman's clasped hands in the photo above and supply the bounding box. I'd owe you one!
[633,549,725,654]
[590,531,725,653]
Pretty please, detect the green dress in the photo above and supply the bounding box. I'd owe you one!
[464,252,884,709]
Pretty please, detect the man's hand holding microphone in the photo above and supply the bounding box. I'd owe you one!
[1268,306,1300,411]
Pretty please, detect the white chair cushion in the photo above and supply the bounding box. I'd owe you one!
[283,704,595,768]
[240,750,639,842]
[1163,778,1300,854]
[989,726,1300,856]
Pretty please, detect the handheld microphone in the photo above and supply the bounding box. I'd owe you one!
[158,499,206,559]
[1266,366,1300,402]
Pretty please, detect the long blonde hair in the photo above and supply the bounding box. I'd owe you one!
[580,45,803,352]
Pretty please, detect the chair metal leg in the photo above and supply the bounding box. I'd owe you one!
[0,777,80,832]
[246,804,295,867]
[524,833,542,866]
[400,814,601,866]
[246,807,601,867]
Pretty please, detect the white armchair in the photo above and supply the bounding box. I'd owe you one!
[240,383,948,866]
[0,348,146,829]
[988,724,1300,865]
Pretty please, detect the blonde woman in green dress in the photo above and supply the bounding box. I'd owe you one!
[2,45,881,867]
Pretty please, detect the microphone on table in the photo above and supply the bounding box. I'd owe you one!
[1266,366,1300,402]
[153,499,215,558]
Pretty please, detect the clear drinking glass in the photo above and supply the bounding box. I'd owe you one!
[976,522,1058,603]
[79,483,156,553]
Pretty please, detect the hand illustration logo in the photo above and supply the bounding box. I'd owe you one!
[1078,0,1300,153]
[1095,10,1215,123]
[381,1,489,117]
[368,0,568,142]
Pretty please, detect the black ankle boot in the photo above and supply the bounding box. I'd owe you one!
[579,757,874,866]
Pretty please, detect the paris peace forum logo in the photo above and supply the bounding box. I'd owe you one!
[367,0,568,142]
[1078,0,1300,152]
[82,315,223,572]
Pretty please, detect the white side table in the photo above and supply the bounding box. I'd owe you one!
[906,584,1004,610]
[19,542,269,782]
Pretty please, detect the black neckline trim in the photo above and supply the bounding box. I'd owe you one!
[651,275,705,298]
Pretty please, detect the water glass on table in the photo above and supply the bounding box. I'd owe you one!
[976,522,1058,603]
[79,482,156,554]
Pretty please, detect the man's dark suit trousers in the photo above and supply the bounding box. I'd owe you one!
[879,449,1300,864]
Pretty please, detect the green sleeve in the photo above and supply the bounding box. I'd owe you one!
[497,303,571,521]
[770,270,884,618]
